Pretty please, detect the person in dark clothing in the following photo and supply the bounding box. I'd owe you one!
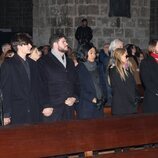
[75,18,93,51]
[125,44,142,85]
[109,48,138,115]
[0,89,3,125]
[38,33,78,122]
[140,39,158,113]
[99,42,112,106]
[99,43,110,68]
[125,44,139,66]
[76,43,107,119]
[0,33,41,125]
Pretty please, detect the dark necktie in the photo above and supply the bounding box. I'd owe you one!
[62,55,64,61]
[23,60,30,80]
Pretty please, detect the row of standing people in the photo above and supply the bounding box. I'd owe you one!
[98,39,139,115]
[98,38,158,114]
[0,32,158,126]
[0,33,100,125]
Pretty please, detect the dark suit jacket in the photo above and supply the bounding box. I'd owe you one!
[0,54,41,124]
[38,52,78,109]
[140,56,158,113]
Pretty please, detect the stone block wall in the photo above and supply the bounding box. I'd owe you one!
[33,0,150,50]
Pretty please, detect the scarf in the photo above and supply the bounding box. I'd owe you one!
[83,61,97,71]
[84,61,103,99]
[151,52,158,63]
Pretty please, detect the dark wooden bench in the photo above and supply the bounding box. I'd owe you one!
[0,113,158,157]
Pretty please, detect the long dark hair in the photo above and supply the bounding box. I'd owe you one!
[77,43,95,62]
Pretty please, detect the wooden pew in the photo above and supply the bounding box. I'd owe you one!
[0,113,158,157]
[97,148,158,158]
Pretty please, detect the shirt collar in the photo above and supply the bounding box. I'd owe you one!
[51,49,65,59]
[51,49,66,67]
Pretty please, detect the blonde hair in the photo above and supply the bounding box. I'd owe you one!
[114,48,134,81]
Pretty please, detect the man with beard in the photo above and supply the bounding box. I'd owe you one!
[38,33,78,122]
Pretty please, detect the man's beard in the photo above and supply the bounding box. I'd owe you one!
[58,47,68,53]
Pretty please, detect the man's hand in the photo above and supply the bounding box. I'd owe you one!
[4,117,11,126]
[65,97,76,106]
[42,107,54,117]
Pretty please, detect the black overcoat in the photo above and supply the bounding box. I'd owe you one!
[0,54,41,124]
[76,62,107,119]
[109,67,137,115]
[37,52,78,110]
[140,56,158,113]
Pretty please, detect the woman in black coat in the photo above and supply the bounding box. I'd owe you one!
[109,48,138,115]
[140,39,158,113]
[76,43,107,119]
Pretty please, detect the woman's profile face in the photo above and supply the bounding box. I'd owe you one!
[120,51,128,64]
[87,47,96,62]
[132,46,136,55]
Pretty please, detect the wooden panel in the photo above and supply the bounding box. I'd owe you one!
[0,113,158,157]
[94,148,158,158]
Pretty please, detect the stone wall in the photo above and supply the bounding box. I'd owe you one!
[33,0,150,50]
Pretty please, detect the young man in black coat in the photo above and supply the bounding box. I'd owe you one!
[0,33,41,125]
[38,33,78,122]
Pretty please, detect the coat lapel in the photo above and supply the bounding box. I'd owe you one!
[14,54,30,86]
[48,52,66,69]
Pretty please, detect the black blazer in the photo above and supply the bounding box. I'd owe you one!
[38,52,78,109]
[140,56,158,113]
[0,54,41,124]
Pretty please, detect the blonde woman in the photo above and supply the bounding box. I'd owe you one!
[109,48,138,115]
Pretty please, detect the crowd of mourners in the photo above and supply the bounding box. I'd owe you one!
[0,18,158,127]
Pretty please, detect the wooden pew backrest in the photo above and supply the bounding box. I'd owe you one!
[0,113,158,157]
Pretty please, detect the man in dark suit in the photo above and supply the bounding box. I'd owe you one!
[38,33,78,122]
[0,33,41,125]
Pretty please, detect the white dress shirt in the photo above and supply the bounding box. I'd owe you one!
[51,49,66,68]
